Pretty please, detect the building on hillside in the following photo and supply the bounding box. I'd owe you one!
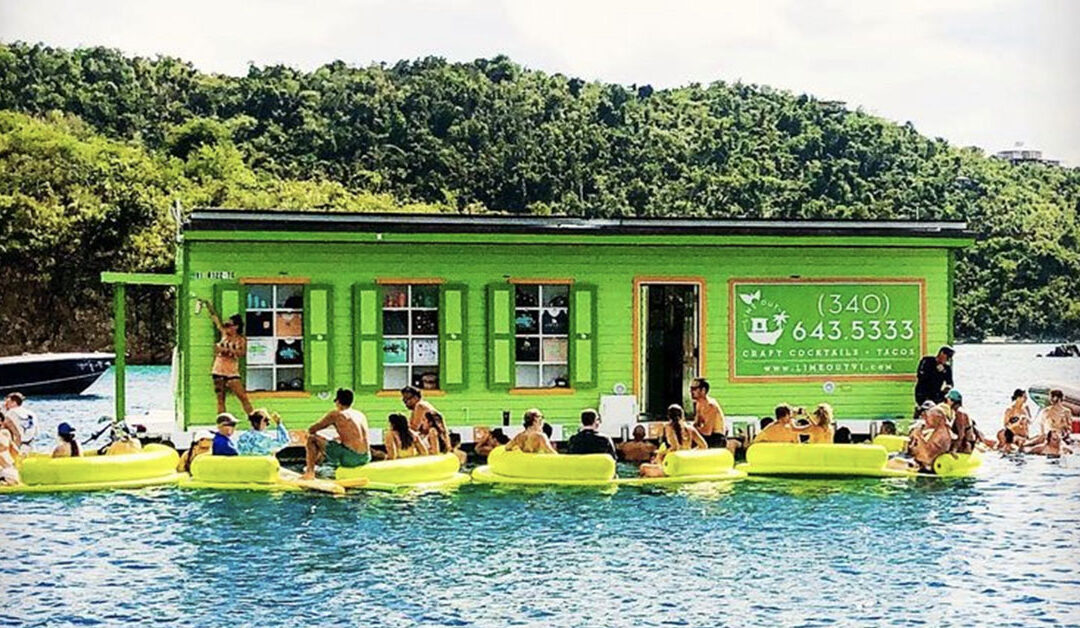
[993,148,1060,166]
[103,210,972,442]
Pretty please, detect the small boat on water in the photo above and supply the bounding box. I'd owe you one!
[0,352,114,396]
[1027,384,1080,418]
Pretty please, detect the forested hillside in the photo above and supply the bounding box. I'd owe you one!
[1,42,1077,358]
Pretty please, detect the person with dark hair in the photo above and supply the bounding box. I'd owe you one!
[690,378,727,448]
[948,390,994,454]
[832,426,852,444]
[423,411,452,455]
[1001,389,1032,429]
[237,408,290,456]
[2,392,37,454]
[915,345,955,407]
[506,409,557,454]
[639,404,706,477]
[1036,389,1072,441]
[1025,430,1073,456]
[754,404,800,443]
[212,413,240,456]
[177,430,213,473]
[449,432,467,465]
[618,425,657,463]
[386,413,428,460]
[196,298,254,416]
[52,422,80,458]
[880,421,897,435]
[401,385,439,433]
[567,409,616,458]
[301,388,370,479]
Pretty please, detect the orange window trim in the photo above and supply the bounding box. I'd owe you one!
[507,278,575,285]
[240,277,310,285]
[375,278,445,285]
[509,387,577,396]
[375,389,447,398]
[248,391,311,399]
[632,277,707,398]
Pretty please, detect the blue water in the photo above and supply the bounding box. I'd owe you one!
[2,345,1079,626]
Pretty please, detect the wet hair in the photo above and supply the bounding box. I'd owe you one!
[334,388,354,408]
[833,427,852,444]
[426,411,450,453]
[1011,389,1026,401]
[1050,389,1064,401]
[667,404,686,446]
[632,425,646,439]
[938,346,954,357]
[812,403,833,428]
[760,417,775,430]
[1047,430,1061,443]
[492,429,510,445]
[227,314,244,335]
[774,404,792,421]
[449,432,462,447]
[880,420,897,435]
[542,423,553,438]
[1003,428,1015,444]
[388,413,414,449]
[5,392,24,405]
[400,385,421,399]
[249,409,271,427]
[580,409,600,426]
[691,378,710,393]
[59,429,80,457]
[523,408,543,428]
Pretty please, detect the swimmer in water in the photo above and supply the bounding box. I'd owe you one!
[1001,389,1032,429]
[618,425,657,463]
[1025,430,1073,457]
[997,415,1031,452]
[754,404,801,444]
[505,409,557,454]
[1035,389,1072,442]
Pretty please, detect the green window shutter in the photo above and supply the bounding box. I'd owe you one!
[487,283,515,389]
[304,284,333,393]
[569,283,598,389]
[213,282,246,376]
[439,284,467,391]
[353,283,383,392]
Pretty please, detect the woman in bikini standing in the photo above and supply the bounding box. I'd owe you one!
[197,298,254,417]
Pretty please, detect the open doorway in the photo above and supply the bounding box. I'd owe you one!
[638,282,701,419]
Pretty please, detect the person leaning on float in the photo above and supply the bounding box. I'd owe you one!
[889,391,959,473]
[617,425,657,463]
[505,409,557,454]
[639,404,707,478]
[385,412,428,460]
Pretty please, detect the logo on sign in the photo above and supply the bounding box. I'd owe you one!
[738,290,789,346]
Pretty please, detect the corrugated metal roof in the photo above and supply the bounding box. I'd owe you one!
[186,208,971,238]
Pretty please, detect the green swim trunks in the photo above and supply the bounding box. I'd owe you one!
[324,441,370,468]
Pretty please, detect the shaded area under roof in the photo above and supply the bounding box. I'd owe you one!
[186,209,972,239]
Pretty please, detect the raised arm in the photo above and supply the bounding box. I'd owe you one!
[307,410,339,435]
[199,298,226,334]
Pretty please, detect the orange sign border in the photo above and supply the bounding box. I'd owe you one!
[727,277,927,384]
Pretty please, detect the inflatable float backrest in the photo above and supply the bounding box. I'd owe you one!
[747,443,889,471]
[19,444,179,486]
[191,454,280,484]
[336,453,461,484]
[872,434,908,453]
[488,446,615,481]
[662,448,735,477]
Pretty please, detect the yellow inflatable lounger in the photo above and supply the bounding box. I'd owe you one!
[737,443,981,478]
[872,434,908,453]
[1,444,183,493]
[335,453,466,490]
[933,450,982,477]
[471,446,745,486]
[181,455,345,494]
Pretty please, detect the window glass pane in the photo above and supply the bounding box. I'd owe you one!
[383,339,409,364]
[275,312,303,337]
[276,367,304,391]
[247,367,274,392]
[383,365,409,389]
[542,364,570,388]
[412,338,438,365]
[515,365,540,388]
[277,285,304,310]
[543,285,569,307]
[542,338,568,362]
[542,309,569,335]
[246,311,273,337]
[383,285,408,308]
[413,367,440,390]
[411,310,438,335]
[515,309,539,334]
[383,310,408,335]
[247,339,276,365]
[411,285,439,308]
[515,336,540,362]
[246,285,273,310]
[515,284,539,307]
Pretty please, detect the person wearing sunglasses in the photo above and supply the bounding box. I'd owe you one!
[237,408,290,456]
[196,297,254,417]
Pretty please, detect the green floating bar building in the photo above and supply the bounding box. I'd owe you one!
[104,209,972,440]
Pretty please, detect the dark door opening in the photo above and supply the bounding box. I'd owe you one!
[640,283,700,419]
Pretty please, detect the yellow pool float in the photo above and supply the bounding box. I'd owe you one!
[335,453,468,491]
[736,443,981,478]
[872,434,908,453]
[470,446,745,486]
[180,455,345,494]
[0,444,183,494]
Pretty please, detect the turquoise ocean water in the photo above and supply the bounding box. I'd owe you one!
[2,344,1078,626]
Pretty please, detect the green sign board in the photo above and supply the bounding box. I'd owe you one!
[728,279,925,381]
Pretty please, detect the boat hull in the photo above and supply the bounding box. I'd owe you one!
[0,353,114,396]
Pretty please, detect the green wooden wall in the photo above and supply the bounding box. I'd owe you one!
[181,240,950,431]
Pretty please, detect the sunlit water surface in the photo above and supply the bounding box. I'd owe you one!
[2,344,1078,626]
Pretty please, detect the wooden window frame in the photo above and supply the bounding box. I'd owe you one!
[375,278,446,395]
[510,279,573,390]
[242,279,310,398]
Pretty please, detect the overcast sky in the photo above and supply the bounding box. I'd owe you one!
[2,0,1077,164]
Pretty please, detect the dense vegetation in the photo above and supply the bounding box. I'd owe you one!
[1,42,1077,358]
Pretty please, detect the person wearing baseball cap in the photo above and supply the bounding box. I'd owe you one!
[52,422,81,458]
[212,413,240,456]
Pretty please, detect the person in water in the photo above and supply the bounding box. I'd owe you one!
[0,426,20,485]
[212,413,240,456]
[1036,389,1072,441]
[639,404,707,477]
[505,409,557,454]
[618,425,657,463]
[197,298,254,417]
[947,391,994,455]
[914,345,954,407]
[690,378,727,448]
[472,427,503,459]
[567,409,617,458]
[1002,389,1032,429]
[3,392,37,454]
[423,411,453,455]
[997,414,1032,451]
[1025,430,1074,457]
[449,432,467,465]
[177,430,214,473]
[51,422,81,458]
[385,413,429,460]
[401,386,439,433]
[806,403,835,444]
[754,404,801,443]
[880,420,897,436]
[302,388,371,479]
[904,403,953,472]
[237,409,290,456]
